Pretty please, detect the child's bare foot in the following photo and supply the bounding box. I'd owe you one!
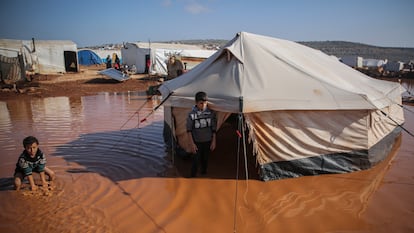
[30,185,38,191]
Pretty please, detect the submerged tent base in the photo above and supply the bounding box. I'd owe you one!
[260,127,402,181]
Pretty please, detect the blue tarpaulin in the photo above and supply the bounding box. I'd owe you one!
[78,49,103,65]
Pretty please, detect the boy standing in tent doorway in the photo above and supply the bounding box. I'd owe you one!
[186,91,217,177]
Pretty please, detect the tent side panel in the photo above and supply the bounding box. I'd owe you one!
[245,110,370,180]
[36,42,77,74]
[37,45,65,73]
[246,110,369,164]
[246,110,403,181]
[368,94,404,148]
[260,126,401,181]
[121,46,148,73]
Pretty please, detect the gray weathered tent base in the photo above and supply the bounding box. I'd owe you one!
[260,126,401,181]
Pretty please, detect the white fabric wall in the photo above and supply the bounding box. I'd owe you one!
[121,44,147,73]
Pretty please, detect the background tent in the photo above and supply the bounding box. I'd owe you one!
[78,49,103,65]
[159,32,405,181]
[121,42,216,75]
[92,49,121,64]
[0,39,78,75]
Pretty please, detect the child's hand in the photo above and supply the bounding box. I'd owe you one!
[191,143,198,154]
[31,185,38,191]
[210,140,216,151]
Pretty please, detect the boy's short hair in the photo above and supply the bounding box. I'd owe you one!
[23,136,39,147]
[195,91,207,102]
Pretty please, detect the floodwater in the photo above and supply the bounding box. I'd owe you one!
[0,85,413,233]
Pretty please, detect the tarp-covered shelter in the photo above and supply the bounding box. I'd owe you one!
[78,49,103,65]
[121,42,216,75]
[0,39,78,78]
[159,32,405,181]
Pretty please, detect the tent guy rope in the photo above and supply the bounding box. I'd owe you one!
[140,92,173,123]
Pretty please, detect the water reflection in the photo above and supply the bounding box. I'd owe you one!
[55,124,167,181]
[0,91,164,173]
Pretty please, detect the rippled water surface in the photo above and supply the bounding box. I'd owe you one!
[0,87,413,233]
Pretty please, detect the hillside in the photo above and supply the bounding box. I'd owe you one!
[90,39,413,63]
[165,39,414,63]
[299,41,414,62]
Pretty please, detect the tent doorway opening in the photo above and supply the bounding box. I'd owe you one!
[173,113,259,180]
[64,51,78,72]
[145,54,150,74]
[210,113,259,180]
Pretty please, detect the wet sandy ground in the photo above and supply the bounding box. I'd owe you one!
[0,89,413,233]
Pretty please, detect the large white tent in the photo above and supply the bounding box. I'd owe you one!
[121,42,216,75]
[159,32,405,181]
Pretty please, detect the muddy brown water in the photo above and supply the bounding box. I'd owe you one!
[0,85,413,233]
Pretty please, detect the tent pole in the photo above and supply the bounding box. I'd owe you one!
[233,96,248,233]
[233,112,242,233]
[239,96,243,113]
[170,111,176,165]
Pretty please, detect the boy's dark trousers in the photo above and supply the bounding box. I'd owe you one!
[191,141,211,177]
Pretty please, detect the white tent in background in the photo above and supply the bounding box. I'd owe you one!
[159,32,405,181]
[121,42,216,75]
[363,58,387,68]
[0,39,78,75]
[92,49,121,63]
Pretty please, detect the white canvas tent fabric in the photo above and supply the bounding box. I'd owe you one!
[159,32,405,181]
[92,49,121,63]
[0,39,78,74]
[121,42,216,75]
[0,39,37,78]
[363,58,387,68]
[35,40,78,73]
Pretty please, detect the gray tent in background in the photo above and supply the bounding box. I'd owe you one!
[0,39,78,82]
[121,42,216,75]
[159,32,404,181]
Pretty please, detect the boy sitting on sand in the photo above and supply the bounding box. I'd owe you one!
[14,136,55,191]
